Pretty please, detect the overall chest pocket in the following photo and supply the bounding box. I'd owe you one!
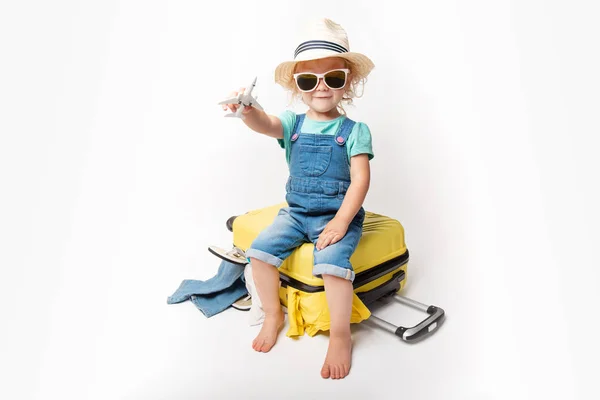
[298,144,332,177]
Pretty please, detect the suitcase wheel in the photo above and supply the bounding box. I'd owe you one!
[226,215,237,232]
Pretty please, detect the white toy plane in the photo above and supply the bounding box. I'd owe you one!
[218,77,263,119]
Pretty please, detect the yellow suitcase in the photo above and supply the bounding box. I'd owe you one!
[221,202,444,342]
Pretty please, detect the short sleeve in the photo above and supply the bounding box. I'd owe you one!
[348,122,374,161]
[276,110,296,149]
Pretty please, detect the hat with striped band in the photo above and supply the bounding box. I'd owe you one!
[274,18,375,91]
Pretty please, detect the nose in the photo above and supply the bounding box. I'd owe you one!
[315,77,328,91]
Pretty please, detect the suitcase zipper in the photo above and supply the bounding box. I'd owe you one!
[279,250,409,293]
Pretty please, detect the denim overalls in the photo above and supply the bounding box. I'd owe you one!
[245,113,365,282]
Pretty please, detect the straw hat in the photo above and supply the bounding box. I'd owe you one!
[274,18,375,91]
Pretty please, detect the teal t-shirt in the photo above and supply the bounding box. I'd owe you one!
[276,110,374,166]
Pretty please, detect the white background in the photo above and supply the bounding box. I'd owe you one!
[1,1,599,399]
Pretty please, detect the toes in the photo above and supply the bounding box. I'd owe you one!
[260,340,273,353]
[321,364,331,379]
[332,365,340,379]
[321,363,351,379]
[329,365,336,379]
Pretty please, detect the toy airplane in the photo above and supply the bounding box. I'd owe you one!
[218,77,263,119]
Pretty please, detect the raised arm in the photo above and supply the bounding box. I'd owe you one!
[242,107,284,139]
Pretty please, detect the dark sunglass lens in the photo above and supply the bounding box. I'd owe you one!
[296,74,318,91]
[324,70,346,88]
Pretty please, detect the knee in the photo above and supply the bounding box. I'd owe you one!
[322,273,353,284]
[249,257,275,270]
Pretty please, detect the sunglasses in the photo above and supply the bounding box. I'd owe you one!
[293,68,350,92]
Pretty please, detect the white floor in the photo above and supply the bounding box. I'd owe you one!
[23,263,472,400]
[4,239,592,400]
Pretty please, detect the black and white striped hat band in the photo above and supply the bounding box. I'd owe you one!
[294,40,348,59]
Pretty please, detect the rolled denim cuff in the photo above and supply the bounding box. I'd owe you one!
[313,263,355,282]
[245,248,284,268]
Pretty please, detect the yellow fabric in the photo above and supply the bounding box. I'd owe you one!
[283,287,371,337]
[233,202,408,337]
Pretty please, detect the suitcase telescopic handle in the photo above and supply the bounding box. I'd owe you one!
[368,295,445,342]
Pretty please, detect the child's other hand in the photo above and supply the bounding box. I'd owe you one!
[316,217,349,251]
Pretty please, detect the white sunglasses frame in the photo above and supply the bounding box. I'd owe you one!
[292,68,350,92]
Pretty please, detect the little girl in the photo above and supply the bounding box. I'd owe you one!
[221,18,374,380]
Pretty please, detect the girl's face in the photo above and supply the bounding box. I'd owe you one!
[295,57,349,118]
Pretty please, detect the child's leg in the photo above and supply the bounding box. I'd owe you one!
[245,207,308,352]
[309,213,364,379]
[321,273,353,379]
[250,257,284,352]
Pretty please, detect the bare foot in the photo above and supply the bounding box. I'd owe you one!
[321,331,352,379]
[252,310,284,353]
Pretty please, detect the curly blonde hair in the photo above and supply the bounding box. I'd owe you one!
[286,57,368,116]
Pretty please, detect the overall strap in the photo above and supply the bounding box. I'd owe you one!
[334,117,356,146]
[290,113,306,142]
